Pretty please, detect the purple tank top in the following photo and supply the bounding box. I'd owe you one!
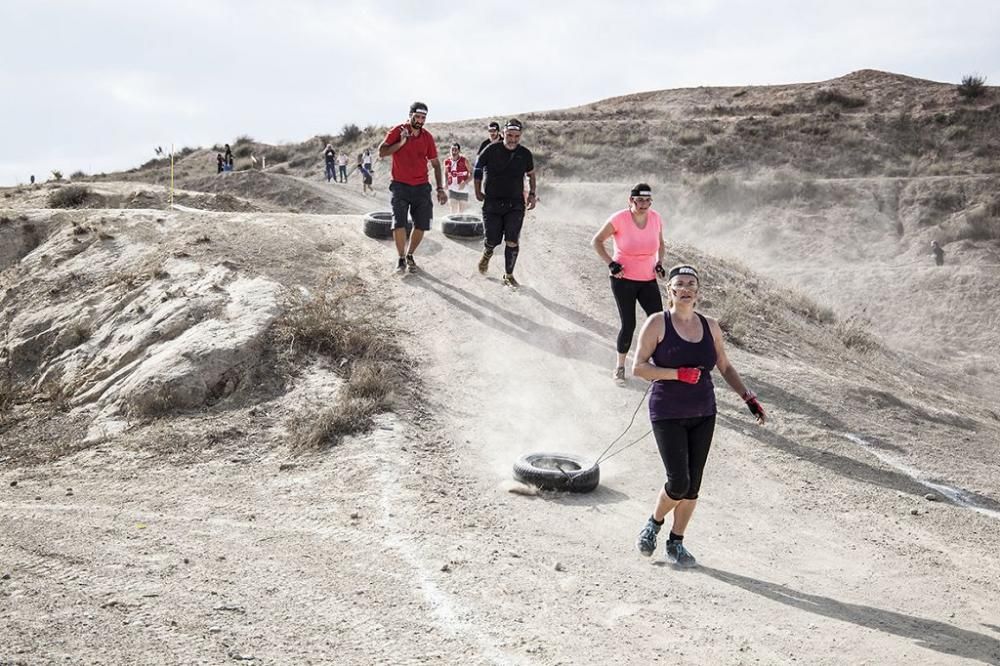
[648,311,718,421]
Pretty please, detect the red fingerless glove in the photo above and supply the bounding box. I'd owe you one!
[677,367,701,384]
[742,390,766,422]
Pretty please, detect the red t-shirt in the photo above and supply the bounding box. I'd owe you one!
[383,124,438,186]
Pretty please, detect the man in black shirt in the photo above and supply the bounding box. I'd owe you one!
[478,121,502,155]
[474,119,537,288]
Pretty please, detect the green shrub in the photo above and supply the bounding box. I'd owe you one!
[48,184,91,208]
[341,123,362,142]
[51,170,63,182]
[70,170,86,180]
[958,74,987,100]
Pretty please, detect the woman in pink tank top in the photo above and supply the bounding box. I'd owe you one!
[591,183,667,383]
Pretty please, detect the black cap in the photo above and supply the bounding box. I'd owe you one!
[410,101,428,114]
[505,119,523,131]
[488,121,500,131]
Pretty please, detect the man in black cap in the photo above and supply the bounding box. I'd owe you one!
[474,119,537,288]
[478,121,502,155]
[378,101,448,273]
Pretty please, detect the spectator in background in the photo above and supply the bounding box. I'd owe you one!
[224,144,234,169]
[217,153,225,174]
[338,152,349,182]
[931,240,945,266]
[323,144,337,183]
[30,175,35,186]
[360,162,374,195]
[362,148,373,174]
[445,143,472,214]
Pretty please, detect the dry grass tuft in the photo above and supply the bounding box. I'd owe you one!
[835,315,882,353]
[274,275,408,448]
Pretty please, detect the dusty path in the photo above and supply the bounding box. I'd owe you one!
[3,207,1000,664]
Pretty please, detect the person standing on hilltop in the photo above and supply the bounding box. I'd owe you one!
[217,153,225,174]
[478,121,502,155]
[224,144,234,169]
[591,183,666,382]
[323,144,337,183]
[338,151,349,183]
[474,119,537,288]
[632,264,767,568]
[379,101,448,273]
[445,143,472,214]
[931,240,945,266]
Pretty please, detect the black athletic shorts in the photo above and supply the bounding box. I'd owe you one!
[389,181,433,231]
[483,198,525,247]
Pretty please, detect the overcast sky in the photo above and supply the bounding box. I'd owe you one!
[1,0,998,185]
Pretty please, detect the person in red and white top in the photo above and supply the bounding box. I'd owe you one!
[444,143,472,213]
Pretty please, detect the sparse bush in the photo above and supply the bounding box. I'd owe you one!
[677,130,706,146]
[48,184,91,208]
[815,88,866,109]
[70,170,86,180]
[957,74,987,100]
[233,134,254,145]
[836,316,881,353]
[51,170,63,182]
[341,123,362,142]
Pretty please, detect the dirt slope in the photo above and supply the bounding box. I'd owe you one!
[2,205,999,664]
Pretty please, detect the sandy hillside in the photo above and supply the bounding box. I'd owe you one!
[2,69,999,664]
[1,198,999,664]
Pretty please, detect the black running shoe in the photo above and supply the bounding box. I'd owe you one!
[405,254,418,273]
[502,273,520,289]
[636,518,661,557]
[395,257,406,273]
[665,540,697,568]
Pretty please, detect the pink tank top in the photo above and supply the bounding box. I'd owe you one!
[609,209,663,281]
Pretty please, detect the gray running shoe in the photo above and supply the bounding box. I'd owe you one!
[405,254,418,273]
[635,518,661,557]
[478,251,492,274]
[665,540,697,568]
[502,273,520,289]
[613,366,626,383]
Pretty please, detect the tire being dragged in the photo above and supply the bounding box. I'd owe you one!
[513,452,600,493]
[363,211,410,239]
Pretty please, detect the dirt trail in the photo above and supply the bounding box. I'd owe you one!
[3,208,1000,664]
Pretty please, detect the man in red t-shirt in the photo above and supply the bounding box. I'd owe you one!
[378,101,448,273]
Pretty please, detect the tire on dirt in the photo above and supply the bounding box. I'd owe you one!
[363,211,410,239]
[440,213,484,238]
[512,452,600,493]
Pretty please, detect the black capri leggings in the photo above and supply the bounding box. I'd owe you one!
[652,415,716,500]
[610,277,663,354]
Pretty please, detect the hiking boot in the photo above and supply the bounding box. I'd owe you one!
[502,273,520,289]
[478,251,493,274]
[613,366,626,383]
[665,540,697,568]
[395,257,406,273]
[405,254,418,273]
[636,518,661,557]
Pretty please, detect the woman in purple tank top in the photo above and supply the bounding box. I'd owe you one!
[630,264,767,567]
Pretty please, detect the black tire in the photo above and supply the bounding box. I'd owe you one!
[512,452,600,493]
[363,211,410,239]
[440,213,484,238]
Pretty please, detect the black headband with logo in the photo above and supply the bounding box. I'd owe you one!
[630,187,652,197]
[668,265,699,281]
[505,121,523,132]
